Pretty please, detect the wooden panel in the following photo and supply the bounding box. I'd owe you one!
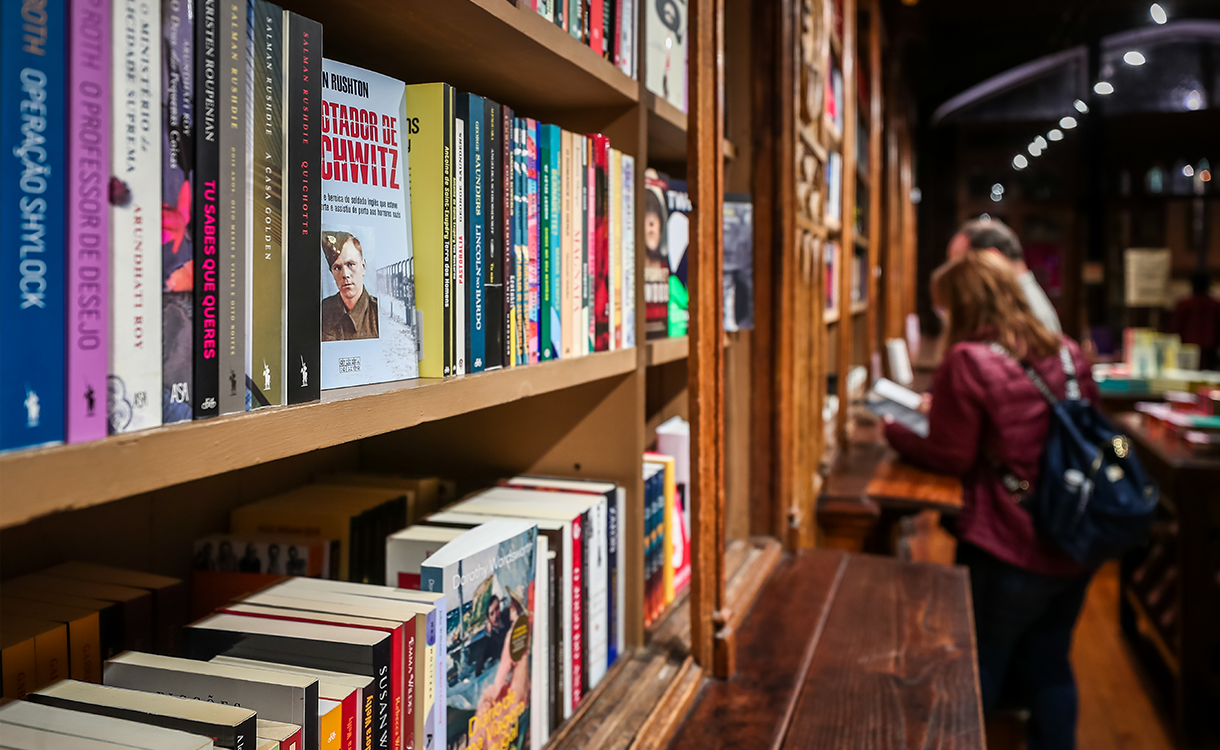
[866,455,963,513]
[724,331,753,541]
[646,337,691,367]
[668,549,848,750]
[865,0,882,372]
[781,555,984,750]
[834,0,858,448]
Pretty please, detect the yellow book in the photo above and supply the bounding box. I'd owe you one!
[1,599,101,683]
[1,628,37,698]
[1,615,68,689]
[316,473,454,520]
[404,83,454,378]
[230,484,408,581]
[320,698,343,750]
[645,454,677,604]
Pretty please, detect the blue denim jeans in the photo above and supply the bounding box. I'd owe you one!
[957,542,1093,750]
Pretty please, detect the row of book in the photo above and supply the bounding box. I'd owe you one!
[2,0,643,453]
[528,0,638,81]
[644,417,690,626]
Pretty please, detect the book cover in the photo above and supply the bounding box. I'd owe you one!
[66,0,110,443]
[319,60,419,389]
[559,131,573,360]
[31,680,257,749]
[568,0,581,41]
[645,0,685,112]
[591,135,610,351]
[543,124,562,361]
[453,114,465,376]
[498,104,513,369]
[510,118,523,366]
[723,195,754,331]
[404,82,452,379]
[583,137,594,354]
[104,651,319,750]
[589,0,604,56]
[110,0,163,434]
[248,0,285,408]
[160,0,192,426]
[458,94,486,373]
[258,718,306,750]
[525,120,540,365]
[483,101,503,371]
[505,118,517,368]
[616,0,635,77]
[0,701,215,750]
[218,0,247,415]
[192,0,221,419]
[608,149,620,349]
[569,136,583,358]
[283,11,322,404]
[643,169,669,339]
[420,520,536,750]
[663,178,690,337]
[192,533,331,578]
[620,154,635,347]
[442,87,452,377]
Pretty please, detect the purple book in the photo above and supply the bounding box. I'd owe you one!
[66,0,111,443]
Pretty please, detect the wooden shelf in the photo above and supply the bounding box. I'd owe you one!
[0,349,638,529]
[825,308,841,324]
[290,0,637,117]
[647,93,689,162]
[646,336,690,366]
[851,301,868,315]
[723,139,738,161]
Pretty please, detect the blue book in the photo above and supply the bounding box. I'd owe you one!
[544,125,563,361]
[538,124,552,360]
[1,0,67,451]
[458,94,486,372]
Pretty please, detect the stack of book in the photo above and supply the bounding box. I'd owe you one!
[2,8,638,455]
[642,417,690,626]
[529,0,638,80]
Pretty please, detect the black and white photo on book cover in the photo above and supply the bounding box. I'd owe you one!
[320,59,419,389]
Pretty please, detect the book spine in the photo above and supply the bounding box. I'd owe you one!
[593,135,609,351]
[569,517,583,709]
[505,119,515,368]
[582,0,590,46]
[193,0,220,419]
[569,0,581,40]
[283,11,321,404]
[618,0,634,77]
[454,113,466,376]
[606,492,618,665]
[579,510,591,698]
[569,135,582,359]
[483,100,502,371]
[608,150,619,350]
[582,137,592,354]
[66,0,110,443]
[548,128,563,361]
[548,541,561,733]
[219,0,247,414]
[554,0,564,31]
[621,154,634,347]
[538,125,551,362]
[110,0,163,434]
[500,105,512,369]
[468,98,485,373]
[589,0,603,57]
[525,120,539,365]
[249,0,283,408]
[559,131,572,360]
[394,621,407,750]
[511,118,524,366]
[441,86,451,377]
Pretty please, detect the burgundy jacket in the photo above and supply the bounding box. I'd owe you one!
[885,335,1098,576]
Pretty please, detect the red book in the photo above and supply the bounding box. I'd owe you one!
[570,513,584,710]
[589,0,604,55]
[591,135,611,351]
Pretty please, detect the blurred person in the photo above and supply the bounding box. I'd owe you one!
[885,251,1098,750]
[1170,270,1220,369]
[948,217,1062,335]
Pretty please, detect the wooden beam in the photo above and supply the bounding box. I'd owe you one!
[835,0,858,448]
[687,0,729,674]
[865,0,883,374]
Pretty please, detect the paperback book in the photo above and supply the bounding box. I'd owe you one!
[643,170,670,340]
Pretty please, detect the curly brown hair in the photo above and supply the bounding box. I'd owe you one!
[934,250,1060,360]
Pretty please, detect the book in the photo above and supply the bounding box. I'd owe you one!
[67,0,111,441]
[284,11,323,404]
[192,0,221,419]
[387,526,466,590]
[615,0,635,77]
[525,120,540,364]
[248,0,286,409]
[722,195,753,331]
[531,535,550,750]
[508,118,521,366]
[644,453,682,606]
[559,131,574,360]
[620,154,635,348]
[3,574,153,654]
[420,519,536,750]
[184,613,392,749]
[1,590,124,663]
[645,0,686,112]
[584,136,594,353]
[1,0,66,451]
[217,0,247,415]
[865,377,928,437]
[30,678,256,746]
[568,0,582,42]
[404,83,453,379]
[0,700,216,750]
[193,533,333,579]
[257,719,305,750]
[314,472,455,521]
[30,680,257,749]
[0,615,69,689]
[544,125,563,361]
[319,60,418,389]
[663,179,690,337]
[643,170,669,339]
[42,561,186,656]
[1,618,37,698]
[458,94,486,373]
[0,721,214,750]
[483,101,504,371]
[453,110,466,376]
[104,651,319,750]
[318,704,341,750]
[0,597,102,683]
[569,136,584,357]
[641,462,663,624]
[538,124,554,361]
[608,148,620,349]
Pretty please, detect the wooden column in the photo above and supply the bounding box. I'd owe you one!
[835,0,858,447]
[865,0,883,371]
[687,0,730,676]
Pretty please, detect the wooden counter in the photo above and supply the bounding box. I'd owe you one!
[669,550,984,750]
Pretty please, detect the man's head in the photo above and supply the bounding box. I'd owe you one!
[323,232,367,310]
[487,596,502,630]
[948,217,1024,265]
[1191,270,1211,296]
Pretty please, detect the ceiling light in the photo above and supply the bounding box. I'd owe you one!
[1035,135,1048,150]
[1074,99,1089,113]
[991,192,1003,202]
[1048,129,1064,141]
[1183,164,1195,177]
[1094,81,1115,95]
[1201,170,1212,183]
[1184,89,1203,111]
[1060,116,1078,129]
[1150,3,1167,24]
[991,183,1004,195]
[1124,51,1146,66]
[1028,142,1043,157]
[1013,155,1028,169]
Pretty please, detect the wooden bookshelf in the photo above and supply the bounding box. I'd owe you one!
[646,336,690,366]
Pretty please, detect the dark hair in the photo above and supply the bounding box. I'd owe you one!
[958,217,1023,262]
[322,231,364,266]
[644,188,664,219]
[1191,270,1211,296]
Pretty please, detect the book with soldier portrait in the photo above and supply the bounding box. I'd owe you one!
[319,59,419,389]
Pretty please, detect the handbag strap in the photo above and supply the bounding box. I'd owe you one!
[987,342,1079,404]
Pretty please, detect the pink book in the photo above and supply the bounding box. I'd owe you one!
[66,0,111,442]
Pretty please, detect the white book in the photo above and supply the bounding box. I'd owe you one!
[569,135,584,359]
[0,701,215,750]
[531,535,550,750]
[645,0,687,112]
[103,651,318,750]
[621,155,636,348]
[218,0,248,416]
[0,723,188,750]
[386,525,468,590]
[109,0,162,434]
[618,0,636,78]
[608,149,620,351]
[454,119,466,376]
[255,718,303,750]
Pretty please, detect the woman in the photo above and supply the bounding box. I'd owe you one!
[884,250,1097,750]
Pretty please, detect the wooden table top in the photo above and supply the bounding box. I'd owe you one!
[823,415,964,514]
[669,550,984,750]
[1114,411,1220,473]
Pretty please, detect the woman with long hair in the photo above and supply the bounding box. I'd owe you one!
[885,250,1098,750]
